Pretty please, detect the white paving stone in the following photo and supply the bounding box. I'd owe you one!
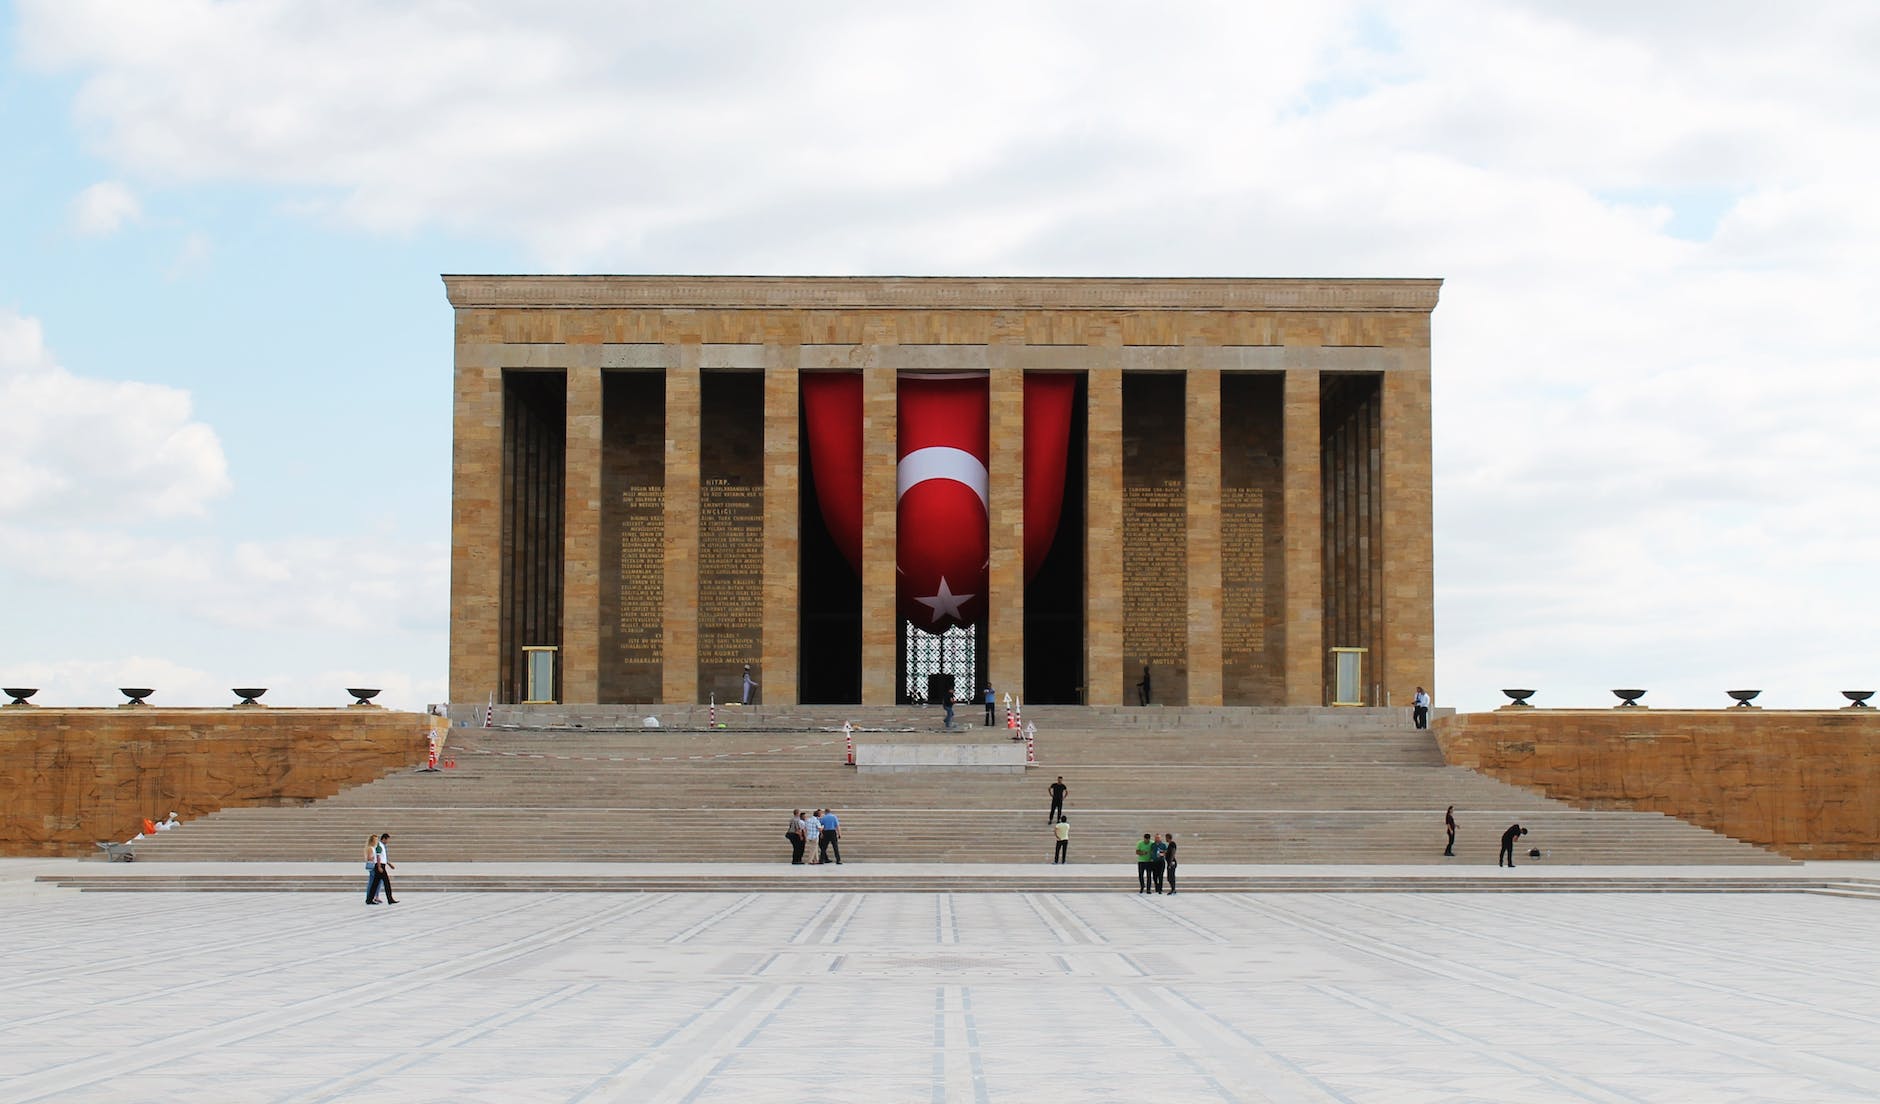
[0,876,1877,1102]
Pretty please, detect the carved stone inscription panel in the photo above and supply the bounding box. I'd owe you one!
[1121,374,1187,705]
[697,373,765,702]
[601,372,665,702]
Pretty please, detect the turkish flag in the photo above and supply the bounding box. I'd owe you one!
[897,374,989,632]
[801,371,1075,635]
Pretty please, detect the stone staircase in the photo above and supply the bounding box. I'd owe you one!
[122,706,1789,869]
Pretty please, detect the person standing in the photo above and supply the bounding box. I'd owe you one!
[1444,805,1457,857]
[1413,686,1431,730]
[1163,833,1179,894]
[820,807,842,864]
[786,809,806,865]
[1052,817,1069,864]
[1137,662,1153,706]
[803,809,822,865]
[983,684,996,726]
[1135,833,1154,893]
[1047,776,1067,824]
[942,696,956,731]
[741,665,759,706]
[365,832,397,904]
[1149,834,1167,894]
[1499,822,1527,868]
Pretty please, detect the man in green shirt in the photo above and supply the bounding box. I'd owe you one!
[1135,833,1153,893]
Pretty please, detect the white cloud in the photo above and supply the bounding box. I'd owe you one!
[69,179,140,236]
[0,308,230,522]
[14,1,1880,709]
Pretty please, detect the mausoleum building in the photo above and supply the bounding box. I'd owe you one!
[445,276,1439,708]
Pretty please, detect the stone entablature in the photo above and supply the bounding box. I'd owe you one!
[444,275,1442,313]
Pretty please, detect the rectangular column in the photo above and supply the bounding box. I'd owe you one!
[761,353,801,704]
[662,345,702,703]
[1282,368,1324,705]
[1380,366,1435,704]
[561,351,603,703]
[987,357,1025,700]
[1084,360,1124,705]
[1185,366,1223,706]
[860,364,898,705]
[448,335,503,703]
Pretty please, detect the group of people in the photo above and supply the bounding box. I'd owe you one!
[1445,805,1535,867]
[785,808,843,865]
[941,684,1003,731]
[1134,833,1178,893]
[363,832,397,904]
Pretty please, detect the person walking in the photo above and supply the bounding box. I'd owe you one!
[1413,686,1431,730]
[1149,834,1168,894]
[361,834,379,900]
[1499,822,1527,868]
[365,833,397,904]
[983,684,996,726]
[1444,805,1457,857]
[741,665,759,705]
[1135,833,1154,893]
[820,807,842,864]
[785,809,806,865]
[942,696,956,731]
[1052,817,1069,864]
[803,808,822,865]
[1163,833,1178,894]
[1047,776,1067,824]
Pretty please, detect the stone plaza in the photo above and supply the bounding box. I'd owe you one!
[5,862,1878,1102]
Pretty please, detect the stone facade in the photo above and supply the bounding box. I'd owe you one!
[1435,709,1880,860]
[445,276,1440,708]
[0,708,427,857]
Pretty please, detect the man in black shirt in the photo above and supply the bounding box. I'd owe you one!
[1047,776,1067,824]
[1499,822,1527,867]
[1444,805,1456,857]
[1163,833,1179,894]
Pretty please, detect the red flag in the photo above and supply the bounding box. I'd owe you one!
[898,374,989,632]
[801,373,863,573]
[1023,375,1076,581]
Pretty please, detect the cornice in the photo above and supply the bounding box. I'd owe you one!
[441,275,1442,313]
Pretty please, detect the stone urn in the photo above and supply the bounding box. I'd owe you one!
[119,688,154,707]
[1842,690,1875,709]
[231,688,268,707]
[1726,690,1761,708]
[347,688,383,708]
[1611,689,1647,708]
[1499,689,1536,708]
[3,688,37,707]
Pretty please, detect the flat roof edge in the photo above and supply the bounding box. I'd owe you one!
[441,275,1443,313]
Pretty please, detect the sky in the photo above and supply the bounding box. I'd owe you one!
[1,0,1876,713]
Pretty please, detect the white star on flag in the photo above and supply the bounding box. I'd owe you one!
[914,577,974,623]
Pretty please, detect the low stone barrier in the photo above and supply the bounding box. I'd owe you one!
[1435,709,1880,860]
[853,742,1028,773]
[0,708,428,857]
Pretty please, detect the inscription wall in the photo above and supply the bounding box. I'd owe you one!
[697,372,765,701]
[1221,373,1286,704]
[600,372,665,702]
[1121,373,1187,704]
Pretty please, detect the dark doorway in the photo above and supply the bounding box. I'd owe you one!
[499,369,566,704]
[1025,373,1086,703]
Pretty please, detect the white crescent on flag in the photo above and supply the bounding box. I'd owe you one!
[895,446,989,510]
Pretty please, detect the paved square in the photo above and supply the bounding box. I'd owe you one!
[2,880,1877,1102]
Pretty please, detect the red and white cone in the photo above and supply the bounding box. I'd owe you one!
[844,722,855,766]
[425,739,439,771]
[709,693,717,728]
[1025,722,1037,764]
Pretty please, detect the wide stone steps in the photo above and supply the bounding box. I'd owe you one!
[123,710,1791,867]
[38,869,1869,896]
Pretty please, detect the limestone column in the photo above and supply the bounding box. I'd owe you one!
[760,353,801,705]
[987,356,1025,700]
[1380,365,1435,703]
[1282,368,1324,706]
[860,364,898,705]
[448,333,503,703]
[1084,359,1124,705]
[1185,366,1223,706]
[662,345,702,703]
[560,350,603,704]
